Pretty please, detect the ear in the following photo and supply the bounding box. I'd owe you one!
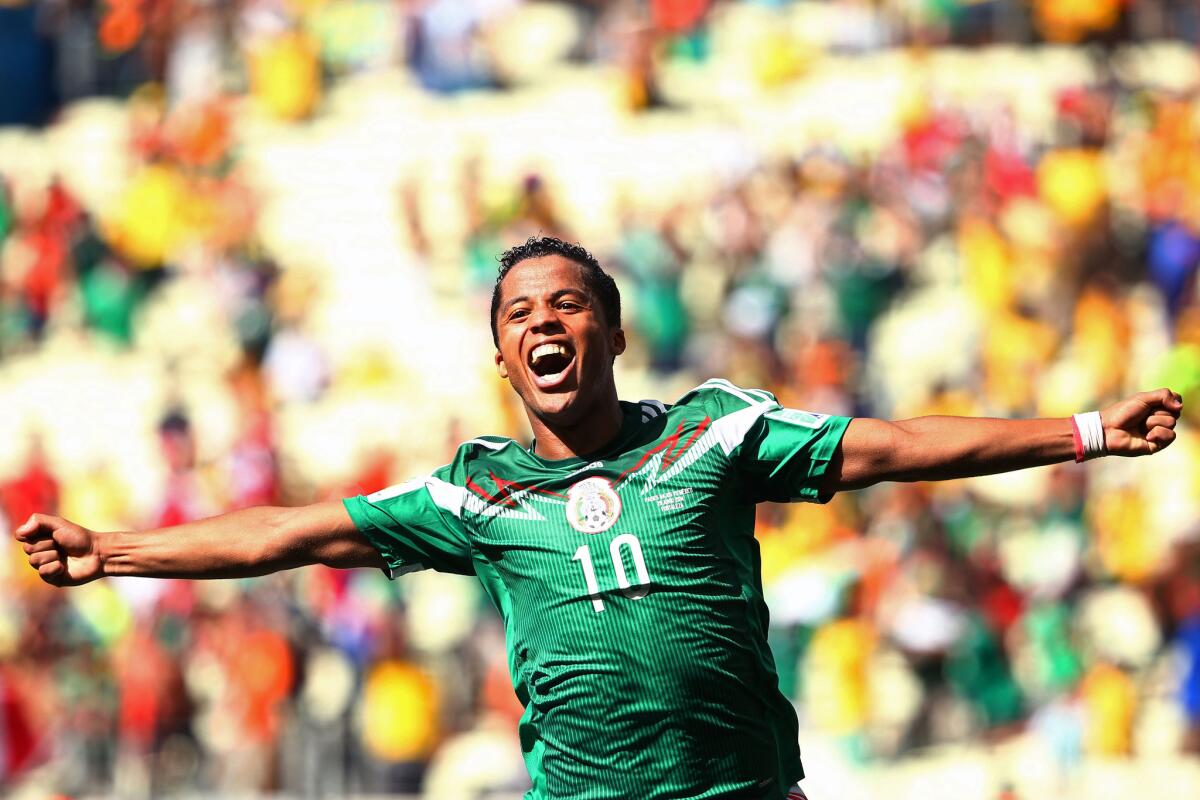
[611,328,626,357]
[495,349,509,379]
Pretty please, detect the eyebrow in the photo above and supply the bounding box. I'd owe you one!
[500,295,529,315]
[500,288,589,316]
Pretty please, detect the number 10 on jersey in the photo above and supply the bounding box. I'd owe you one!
[572,533,651,613]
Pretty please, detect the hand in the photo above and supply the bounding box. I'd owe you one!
[1101,388,1183,457]
[14,513,104,586]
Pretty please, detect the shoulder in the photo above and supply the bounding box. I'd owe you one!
[672,378,779,418]
[439,436,524,480]
[628,379,782,457]
[457,435,520,455]
[362,436,523,511]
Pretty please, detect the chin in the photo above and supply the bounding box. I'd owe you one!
[534,398,579,424]
[530,391,587,425]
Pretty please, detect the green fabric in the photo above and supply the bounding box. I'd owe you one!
[1024,603,1083,693]
[0,191,12,245]
[945,614,1024,726]
[941,500,985,556]
[620,229,688,367]
[344,381,851,800]
[0,295,33,353]
[465,232,505,290]
[79,262,143,345]
[829,259,901,346]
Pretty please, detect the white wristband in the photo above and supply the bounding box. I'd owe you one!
[1073,411,1107,461]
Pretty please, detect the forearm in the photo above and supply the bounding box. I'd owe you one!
[98,502,375,579]
[831,415,1077,491]
[880,415,1076,482]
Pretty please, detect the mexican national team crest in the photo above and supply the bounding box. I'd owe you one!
[566,477,622,534]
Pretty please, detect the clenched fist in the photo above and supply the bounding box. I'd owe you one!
[1102,388,1183,456]
[14,514,104,587]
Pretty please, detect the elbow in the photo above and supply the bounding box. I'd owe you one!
[258,506,314,571]
[844,421,918,488]
[879,422,925,483]
[272,502,378,570]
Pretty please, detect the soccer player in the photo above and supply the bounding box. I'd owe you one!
[14,236,1183,800]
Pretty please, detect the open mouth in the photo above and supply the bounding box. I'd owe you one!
[528,342,576,389]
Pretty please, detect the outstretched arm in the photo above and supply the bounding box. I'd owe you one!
[13,501,384,587]
[821,388,1183,493]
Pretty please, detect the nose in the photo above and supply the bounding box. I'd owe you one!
[528,302,563,332]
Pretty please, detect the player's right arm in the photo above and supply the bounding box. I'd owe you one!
[13,501,384,587]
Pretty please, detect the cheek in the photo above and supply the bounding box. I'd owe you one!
[582,332,612,367]
[497,337,522,379]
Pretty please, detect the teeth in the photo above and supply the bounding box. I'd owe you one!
[530,343,568,365]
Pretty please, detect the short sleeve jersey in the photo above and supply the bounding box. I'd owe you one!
[344,380,851,800]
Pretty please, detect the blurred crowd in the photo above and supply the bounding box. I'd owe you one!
[4,0,1200,128]
[2,1,1200,798]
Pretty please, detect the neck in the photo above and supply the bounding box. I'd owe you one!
[526,393,624,461]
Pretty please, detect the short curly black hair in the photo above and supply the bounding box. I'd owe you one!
[490,236,621,347]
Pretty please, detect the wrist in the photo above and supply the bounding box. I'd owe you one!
[93,530,119,577]
[1071,411,1107,462]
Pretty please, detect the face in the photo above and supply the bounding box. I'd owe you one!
[494,255,625,427]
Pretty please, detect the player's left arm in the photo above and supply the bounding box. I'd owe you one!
[820,388,1183,492]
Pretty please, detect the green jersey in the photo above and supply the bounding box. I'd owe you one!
[344,379,851,800]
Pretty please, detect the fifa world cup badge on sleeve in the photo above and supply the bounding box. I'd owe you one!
[566,477,622,534]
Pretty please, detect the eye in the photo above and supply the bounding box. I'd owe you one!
[507,307,530,321]
[557,300,582,311]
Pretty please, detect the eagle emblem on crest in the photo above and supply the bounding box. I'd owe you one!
[566,477,622,534]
